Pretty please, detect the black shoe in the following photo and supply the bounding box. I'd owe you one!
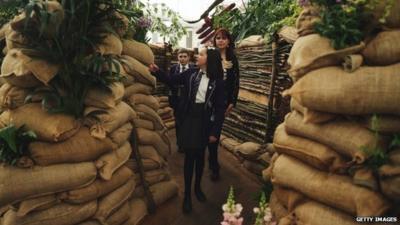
[194,188,207,202]
[182,196,192,214]
[210,171,220,182]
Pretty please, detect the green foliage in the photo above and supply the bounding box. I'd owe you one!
[0,125,36,166]
[18,0,128,117]
[212,0,301,42]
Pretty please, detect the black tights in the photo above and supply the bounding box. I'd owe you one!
[183,148,206,197]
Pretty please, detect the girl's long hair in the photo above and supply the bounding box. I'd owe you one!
[213,28,236,61]
[206,48,223,80]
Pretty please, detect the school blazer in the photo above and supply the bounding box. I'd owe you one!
[225,55,240,107]
[153,68,226,138]
[168,63,195,96]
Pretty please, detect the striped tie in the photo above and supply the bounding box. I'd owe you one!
[191,71,202,100]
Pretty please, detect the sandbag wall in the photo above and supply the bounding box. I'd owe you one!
[222,36,292,144]
[150,44,171,97]
[0,5,177,225]
[268,5,400,225]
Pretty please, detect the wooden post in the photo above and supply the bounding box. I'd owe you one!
[266,34,278,143]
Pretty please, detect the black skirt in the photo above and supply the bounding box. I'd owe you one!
[177,103,207,149]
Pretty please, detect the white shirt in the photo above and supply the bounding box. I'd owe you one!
[195,72,210,103]
[180,64,188,73]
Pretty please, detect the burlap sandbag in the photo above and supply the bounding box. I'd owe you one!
[359,115,400,134]
[124,83,154,97]
[370,0,400,29]
[362,30,400,66]
[0,162,96,207]
[242,160,264,176]
[134,104,164,130]
[273,124,348,173]
[285,111,387,164]
[234,142,264,160]
[122,40,154,66]
[351,166,378,191]
[290,98,336,124]
[96,34,123,56]
[1,49,59,88]
[125,158,164,173]
[236,35,265,48]
[127,94,160,111]
[295,6,320,37]
[134,169,170,186]
[29,128,116,166]
[0,83,30,110]
[136,128,169,159]
[133,118,155,130]
[85,82,125,109]
[4,25,28,50]
[139,145,166,167]
[0,103,81,142]
[16,195,58,217]
[77,221,100,225]
[109,123,133,147]
[379,164,400,201]
[220,138,241,153]
[85,102,136,134]
[165,121,175,129]
[287,34,364,79]
[96,142,132,181]
[150,180,179,206]
[105,201,130,225]
[94,179,135,223]
[273,185,306,211]
[257,152,271,166]
[271,155,391,216]
[285,64,400,115]
[120,55,156,87]
[157,107,173,116]
[269,191,289,222]
[389,149,400,165]
[3,201,97,225]
[59,166,133,204]
[122,198,147,225]
[157,96,169,103]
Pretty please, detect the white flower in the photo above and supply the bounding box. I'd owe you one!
[253,207,260,214]
[222,204,229,212]
[235,204,243,213]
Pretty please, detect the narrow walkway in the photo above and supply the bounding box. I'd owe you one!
[142,129,262,225]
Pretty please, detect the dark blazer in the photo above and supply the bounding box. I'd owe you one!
[224,55,240,107]
[153,68,226,139]
[168,63,195,97]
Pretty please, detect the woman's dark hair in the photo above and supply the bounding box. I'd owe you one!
[206,48,223,80]
[213,28,236,61]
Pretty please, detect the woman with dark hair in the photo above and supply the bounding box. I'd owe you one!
[209,28,240,181]
[149,47,226,214]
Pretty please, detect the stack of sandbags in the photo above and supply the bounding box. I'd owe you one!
[268,6,400,224]
[156,96,175,130]
[222,35,292,143]
[0,4,177,225]
[150,44,170,97]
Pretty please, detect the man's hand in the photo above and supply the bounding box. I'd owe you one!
[149,63,160,73]
[209,136,218,143]
[225,104,234,117]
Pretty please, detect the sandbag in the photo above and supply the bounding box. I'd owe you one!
[138,145,166,167]
[77,221,100,225]
[60,166,133,204]
[295,6,320,37]
[134,169,170,186]
[120,55,156,87]
[220,138,242,153]
[242,160,264,176]
[85,82,125,109]
[29,128,116,166]
[379,164,400,201]
[360,115,400,134]
[234,142,264,160]
[16,195,58,217]
[165,121,175,129]
[285,111,387,164]
[109,123,133,147]
[1,49,59,87]
[157,96,169,103]
[273,124,348,173]
[389,149,400,165]
[124,83,154,97]
[362,30,400,66]
[122,40,154,66]
[106,201,130,225]
[96,34,123,56]
[257,152,271,166]
[94,179,135,223]
[370,0,400,28]
[85,102,136,134]
[134,104,165,131]
[287,34,365,79]
[0,162,97,207]
[133,118,155,130]
[136,128,169,159]
[150,181,179,206]
[343,54,363,72]
[273,185,305,211]
[351,166,378,191]
[3,201,97,225]
[236,35,265,48]
[127,94,160,111]
[96,142,132,181]
[285,64,400,115]
[269,191,289,222]
[290,97,336,124]
[122,198,147,225]
[271,155,391,216]
[4,24,28,50]
[0,103,80,142]
[125,158,164,172]
[0,83,30,110]
[157,107,173,116]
